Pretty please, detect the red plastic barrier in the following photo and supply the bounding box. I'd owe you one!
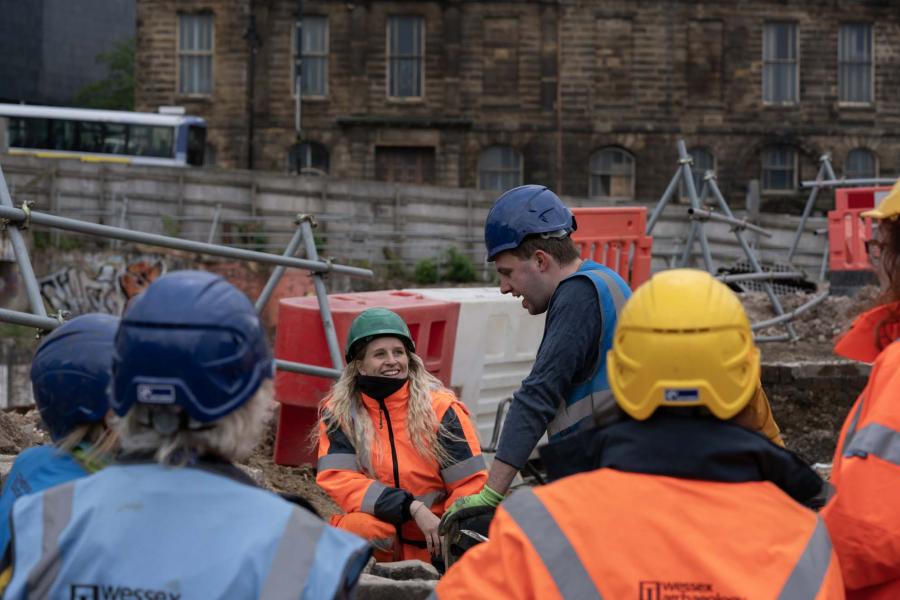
[571,207,653,288]
[828,208,875,272]
[273,290,460,465]
[834,186,890,212]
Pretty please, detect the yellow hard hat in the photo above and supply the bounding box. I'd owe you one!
[861,179,900,220]
[607,269,760,421]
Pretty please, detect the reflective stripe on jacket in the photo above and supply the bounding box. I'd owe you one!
[547,261,631,439]
[317,382,486,554]
[3,462,371,600]
[823,302,900,599]
[0,445,88,553]
[436,470,843,600]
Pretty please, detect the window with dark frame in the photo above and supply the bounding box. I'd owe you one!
[761,146,797,192]
[844,148,877,180]
[387,16,424,98]
[477,146,523,191]
[763,22,798,104]
[839,24,873,104]
[178,14,214,95]
[590,148,635,200]
[294,17,328,97]
[681,148,715,200]
[289,141,330,175]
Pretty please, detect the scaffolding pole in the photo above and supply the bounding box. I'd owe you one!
[787,155,837,262]
[706,174,799,341]
[299,215,344,371]
[0,164,47,318]
[0,203,374,278]
[687,207,774,238]
[717,271,805,284]
[255,220,306,313]
[751,291,830,331]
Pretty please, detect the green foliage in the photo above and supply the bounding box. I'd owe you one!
[414,259,439,285]
[443,247,477,283]
[72,38,135,110]
[0,322,39,340]
[236,222,268,253]
[384,260,408,281]
[33,231,50,250]
[161,215,181,237]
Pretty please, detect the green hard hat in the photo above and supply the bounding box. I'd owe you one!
[345,308,415,362]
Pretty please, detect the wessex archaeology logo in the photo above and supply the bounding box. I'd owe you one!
[639,580,746,600]
[70,584,181,600]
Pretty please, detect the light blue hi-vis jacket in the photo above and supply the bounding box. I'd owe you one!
[546,260,631,440]
[3,461,371,600]
[0,445,88,553]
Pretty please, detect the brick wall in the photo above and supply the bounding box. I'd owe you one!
[136,0,900,212]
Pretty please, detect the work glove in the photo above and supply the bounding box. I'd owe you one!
[438,485,504,536]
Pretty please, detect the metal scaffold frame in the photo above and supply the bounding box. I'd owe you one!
[0,162,372,380]
[647,141,829,343]
[786,158,896,266]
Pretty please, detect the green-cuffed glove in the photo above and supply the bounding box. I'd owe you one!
[439,485,505,536]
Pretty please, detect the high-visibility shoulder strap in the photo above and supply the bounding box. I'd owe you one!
[776,517,834,600]
[502,489,603,600]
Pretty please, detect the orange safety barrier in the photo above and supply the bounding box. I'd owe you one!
[273,290,460,465]
[828,208,875,272]
[834,186,890,212]
[571,207,653,288]
[828,186,890,273]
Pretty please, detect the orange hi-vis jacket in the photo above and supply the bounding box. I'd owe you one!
[437,415,843,600]
[823,302,900,599]
[317,381,486,561]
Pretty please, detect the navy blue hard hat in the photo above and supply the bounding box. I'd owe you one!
[483,185,576,260]
[111,270,274,423]
[30,313,119,441]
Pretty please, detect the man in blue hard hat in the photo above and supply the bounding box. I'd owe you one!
[440,185,632,531]
[0,314,120,554]
[1,271,370,599]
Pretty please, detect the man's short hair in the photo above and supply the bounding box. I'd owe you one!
[508,234,580,265]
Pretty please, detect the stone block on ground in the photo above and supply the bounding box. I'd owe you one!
[370,559,440,581]
[356,573,437,600]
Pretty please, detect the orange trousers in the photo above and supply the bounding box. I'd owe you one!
[330,512,431,563]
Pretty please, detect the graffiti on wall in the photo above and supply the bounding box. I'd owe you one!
[39,257,166,316]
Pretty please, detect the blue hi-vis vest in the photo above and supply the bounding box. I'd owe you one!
[546,260,631,440]
[0,445,88,553]
[4,463,371,600]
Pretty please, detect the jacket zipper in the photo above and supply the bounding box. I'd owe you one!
[378,398,404,558]
[378,399,401,489]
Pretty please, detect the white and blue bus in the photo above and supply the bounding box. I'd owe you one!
[0,104,207,167]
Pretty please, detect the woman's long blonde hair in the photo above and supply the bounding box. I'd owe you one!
[316,346,455,477]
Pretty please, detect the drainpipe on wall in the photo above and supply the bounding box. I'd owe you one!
[555,0,563,194]
[295,0,303,141]
[243,6,262,170]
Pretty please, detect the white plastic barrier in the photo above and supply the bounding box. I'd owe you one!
[405,287,544,445]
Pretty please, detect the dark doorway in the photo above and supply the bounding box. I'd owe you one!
[375,146,436,184]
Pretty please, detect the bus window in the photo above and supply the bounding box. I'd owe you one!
[150,127,174,157]
[10,118,50,148]
[7,118,26,147]
[104,123,127,154]
[50,120,77,150]
[187,125,206,166]
[77,121,104,153]
[126,125,173,158]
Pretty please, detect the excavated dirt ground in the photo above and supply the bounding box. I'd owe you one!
[746,285,878,464]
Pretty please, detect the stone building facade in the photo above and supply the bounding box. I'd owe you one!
[136,0,900,210]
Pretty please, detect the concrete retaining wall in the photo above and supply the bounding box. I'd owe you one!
[0,154,828,276]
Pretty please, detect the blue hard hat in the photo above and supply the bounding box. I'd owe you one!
[483,185,576,260]
[110,270,274,423]
[30,313,119,441]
